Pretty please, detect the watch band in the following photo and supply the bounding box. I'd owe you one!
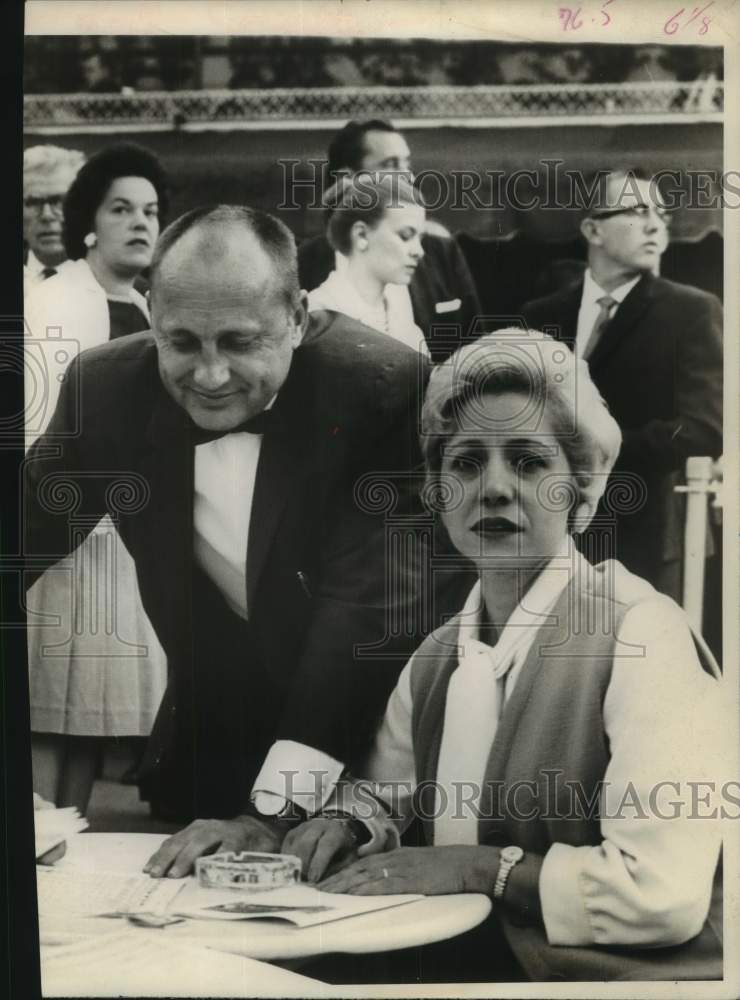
[493,845,524,900]
[318,810,372,847]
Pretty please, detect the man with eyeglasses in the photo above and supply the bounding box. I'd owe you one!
[522,168,722,601]
[23,145,85,296]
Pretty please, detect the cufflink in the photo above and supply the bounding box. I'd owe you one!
[251,794,307,822]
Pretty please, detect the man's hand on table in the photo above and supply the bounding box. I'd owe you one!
[283,817,359,883]
[318,845,500,896]
[143,815,283,878]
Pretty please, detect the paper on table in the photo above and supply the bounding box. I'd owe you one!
[41,929,330,998]
[175,881,423,927]
[34,806,88,858]
[37,866,186,918]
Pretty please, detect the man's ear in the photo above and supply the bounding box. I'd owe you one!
[580,216,601,247]
[290,290,309,347]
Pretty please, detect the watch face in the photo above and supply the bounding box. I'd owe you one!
[501,845,524,864]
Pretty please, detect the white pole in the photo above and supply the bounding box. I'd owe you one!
[681,456,713,631]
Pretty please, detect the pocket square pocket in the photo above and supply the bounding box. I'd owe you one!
[435,298,462,314]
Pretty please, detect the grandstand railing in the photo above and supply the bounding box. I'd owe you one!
[24,81,723,132]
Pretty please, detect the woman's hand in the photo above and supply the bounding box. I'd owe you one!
[318,845,497,896]
[282,818,359,883]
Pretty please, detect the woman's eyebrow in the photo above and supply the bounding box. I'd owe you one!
[505,436,553,451]
[109,197,159,207]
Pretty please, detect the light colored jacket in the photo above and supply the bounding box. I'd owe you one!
[24,258,148,449]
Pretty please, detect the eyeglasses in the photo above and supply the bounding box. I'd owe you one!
[590,203,670,223]
[23,194,65,214]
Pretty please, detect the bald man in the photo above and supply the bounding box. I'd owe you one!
[25,204,443,875]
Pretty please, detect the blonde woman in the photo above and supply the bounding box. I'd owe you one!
[308,174,429,357]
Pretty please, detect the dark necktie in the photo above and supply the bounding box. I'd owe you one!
[41,267,57,279]
[190,408,276,446]
[582,294,616,361]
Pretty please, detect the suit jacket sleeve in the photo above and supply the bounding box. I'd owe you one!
[619,293,723,471]
[275,364,430,767]
[24,354,109,587]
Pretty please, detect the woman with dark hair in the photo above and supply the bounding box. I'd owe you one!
[25,143,169,813]
[284,330,723,983]
[308,173,429,356]
[27,142,168,363]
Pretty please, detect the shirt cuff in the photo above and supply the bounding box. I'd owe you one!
[251,740,344,816]
[539,842,596,946]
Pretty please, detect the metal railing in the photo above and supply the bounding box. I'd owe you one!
[24,81,723,131]
[675,456,723,633]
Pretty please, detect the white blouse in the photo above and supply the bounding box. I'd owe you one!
[308,267,429,358]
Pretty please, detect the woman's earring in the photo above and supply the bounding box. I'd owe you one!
[84,232,97,249]
[357,237,368,251]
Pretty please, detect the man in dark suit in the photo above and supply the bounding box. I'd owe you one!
[24,205,443,876]
[522,170,722,598]
[297,119,481,362]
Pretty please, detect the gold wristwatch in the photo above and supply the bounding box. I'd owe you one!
[493,845,524,900]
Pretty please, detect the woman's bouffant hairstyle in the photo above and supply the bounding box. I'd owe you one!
[420,329,622,531]
[323,173,424,256]
[63,142,169,260]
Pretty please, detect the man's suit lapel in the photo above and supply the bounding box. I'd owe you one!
[246,364,314,612]
[588,273,655,371]
[142,389,194,622]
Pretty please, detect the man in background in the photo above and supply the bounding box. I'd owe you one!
[522,169,722,601]
[298,118,481,361]
[23,145,85,296]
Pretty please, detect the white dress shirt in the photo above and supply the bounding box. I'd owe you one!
[575,269,641,359]
[193,434,258,620]
[191,409,343,816]
[362,545,723,947]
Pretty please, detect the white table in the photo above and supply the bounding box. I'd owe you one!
[44,832,492,963]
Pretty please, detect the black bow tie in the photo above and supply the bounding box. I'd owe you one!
[190,409,276,445]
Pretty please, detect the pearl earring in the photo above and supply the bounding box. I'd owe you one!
[358,238,368,250]
[84,232,97,249]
